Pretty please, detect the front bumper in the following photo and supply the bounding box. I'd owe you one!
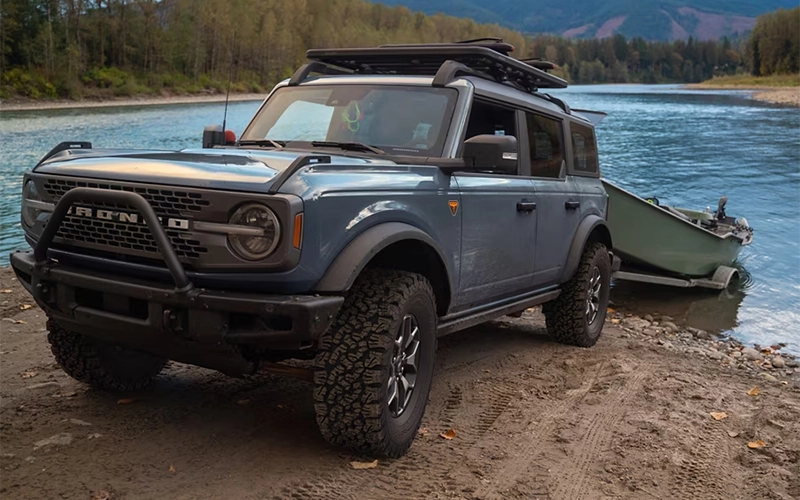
[11,187,342,376]
[11,251,343,375]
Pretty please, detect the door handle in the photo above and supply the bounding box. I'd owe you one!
[565,201,580,210]
[517,201,537,213]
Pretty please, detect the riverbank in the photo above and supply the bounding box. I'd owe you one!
[1,265,798,499]
[686,74,800,107]
[0,93,265,112]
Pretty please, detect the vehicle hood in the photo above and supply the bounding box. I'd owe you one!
[33,147,394,193]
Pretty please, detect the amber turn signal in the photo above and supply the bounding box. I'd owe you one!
[292,213,304,249]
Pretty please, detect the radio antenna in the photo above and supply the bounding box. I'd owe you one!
[222,30,236,133]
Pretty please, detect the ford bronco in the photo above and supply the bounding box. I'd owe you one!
[10,39,612,458]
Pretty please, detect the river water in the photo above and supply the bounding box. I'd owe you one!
[1,85,798,349]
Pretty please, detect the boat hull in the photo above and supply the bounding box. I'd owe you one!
[602,180,746,277]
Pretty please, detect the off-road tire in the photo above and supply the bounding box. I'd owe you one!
[313,268,437,458]
[544,242,611,347]
[47,319,167,391]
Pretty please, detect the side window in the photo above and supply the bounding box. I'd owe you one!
[525,112,564,178]
[570,122,599,174]
[463,100,518,173]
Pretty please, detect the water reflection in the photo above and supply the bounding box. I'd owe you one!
[610,280,746,335]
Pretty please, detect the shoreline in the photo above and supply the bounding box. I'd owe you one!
[1,265,798,499]
[685,83,800,107]
[0,92,265,112]
[4,85,800,112]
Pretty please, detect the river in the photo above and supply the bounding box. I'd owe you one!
[1,84,798,349]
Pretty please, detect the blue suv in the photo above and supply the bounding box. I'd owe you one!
[11,40,612,458]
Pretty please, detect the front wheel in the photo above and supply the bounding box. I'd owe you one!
[313,268,437,458]
[47,320,167,391]
[544,242,611,347]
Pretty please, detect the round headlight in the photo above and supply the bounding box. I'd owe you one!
[21,180,44,227]
[228,203,280,260]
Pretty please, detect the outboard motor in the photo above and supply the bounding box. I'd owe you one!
[716,196,728,221]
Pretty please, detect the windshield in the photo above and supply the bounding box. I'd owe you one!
[241,85,458,156]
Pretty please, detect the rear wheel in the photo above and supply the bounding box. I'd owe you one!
[313,268,437,458]
[47,319,167,391]
[544,242,610,347]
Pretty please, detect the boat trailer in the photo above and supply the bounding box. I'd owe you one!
[611,256,740,291]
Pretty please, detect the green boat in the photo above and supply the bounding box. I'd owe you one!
[602,180,753,278]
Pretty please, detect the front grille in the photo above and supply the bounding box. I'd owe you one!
[43,178,210,216]
[42,178,211,261]
[58,217,208,259]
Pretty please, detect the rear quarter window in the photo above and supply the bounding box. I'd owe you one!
[570,121,599,175]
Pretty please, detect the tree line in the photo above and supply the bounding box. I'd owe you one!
[748,7,799,77]
[0,0,797,99]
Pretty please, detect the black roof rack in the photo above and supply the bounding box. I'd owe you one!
[291,41,568,95]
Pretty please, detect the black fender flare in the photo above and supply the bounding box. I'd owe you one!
[313,222,452,293]
[562,215,612,282]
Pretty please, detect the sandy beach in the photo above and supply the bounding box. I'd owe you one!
[686,83,800,107]
[1,265,798,499]
[0,93,266,112]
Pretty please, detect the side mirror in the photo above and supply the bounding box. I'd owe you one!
[462,134,518,174]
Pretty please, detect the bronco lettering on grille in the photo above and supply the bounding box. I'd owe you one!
[67,206,190,230]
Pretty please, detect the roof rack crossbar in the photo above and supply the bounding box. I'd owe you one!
[535,93,571,114]
[288,61,351,86]
[432,60,486,87]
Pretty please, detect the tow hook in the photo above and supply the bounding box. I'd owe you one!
[163,308,185,334]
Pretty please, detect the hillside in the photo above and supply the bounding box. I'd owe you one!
[378,0,798,40]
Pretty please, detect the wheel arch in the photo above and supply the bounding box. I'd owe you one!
[562,216,612,283]
[313,222,453,316]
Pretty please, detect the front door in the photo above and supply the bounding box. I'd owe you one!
[454,102,536,308]
[455,174,537,307]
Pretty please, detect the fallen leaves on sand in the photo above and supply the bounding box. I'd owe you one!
[727,431,740,438]
[350,460,378,470]
[116,398,136,405]
[747,387,760,396]
[1,289,12,294]
[607,308,616,313]
[418,427,429,436]
[710,412,728,421]
[611,318,620,324]
[169,464,176,473]
[91,490,111,500]
[440,429,457,440]
[747,440,766,449]
[21,371,38,379]
[19,304,32,310]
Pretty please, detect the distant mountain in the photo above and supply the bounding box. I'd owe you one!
[377,0,798,40]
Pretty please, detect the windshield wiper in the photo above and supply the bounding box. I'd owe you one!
[310,141,386,155]
[237,139,285,148]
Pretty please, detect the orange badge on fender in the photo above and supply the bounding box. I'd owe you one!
[448,200,459,216]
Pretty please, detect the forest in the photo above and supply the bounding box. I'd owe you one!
[0,0,797,99]
[748,7,799,77]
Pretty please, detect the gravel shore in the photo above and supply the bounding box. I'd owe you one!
[1,265,798,499]
[751,88,800,107]
[686,83,800,107]
[0,93,265,112]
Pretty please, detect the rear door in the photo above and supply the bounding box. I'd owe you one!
[454,100,537,308]
[520,110,581,287]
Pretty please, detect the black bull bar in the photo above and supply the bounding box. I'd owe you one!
[11,187,343,375]
[34,187,194,291]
